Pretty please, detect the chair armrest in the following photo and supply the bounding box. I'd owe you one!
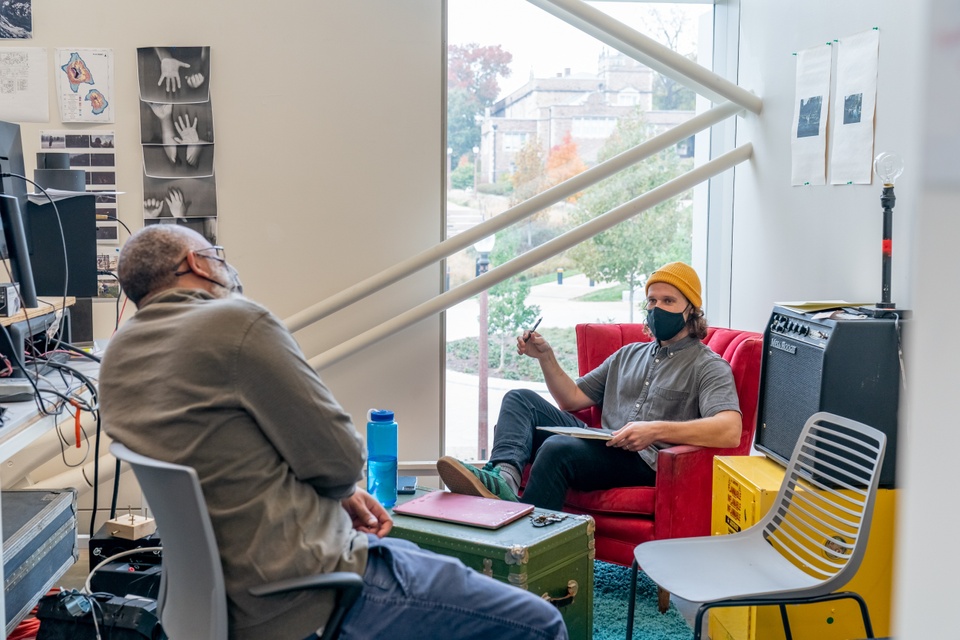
[654,445,719,539]
[251,572,363,640]
[249,571,363,598]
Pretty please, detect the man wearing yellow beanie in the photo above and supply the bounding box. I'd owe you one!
[439,261,742,511]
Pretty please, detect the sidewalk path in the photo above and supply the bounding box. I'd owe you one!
[446,273,642,341]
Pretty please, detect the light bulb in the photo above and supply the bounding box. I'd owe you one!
[874,152,904,186]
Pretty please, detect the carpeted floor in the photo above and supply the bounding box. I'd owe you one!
[593,561,693,640]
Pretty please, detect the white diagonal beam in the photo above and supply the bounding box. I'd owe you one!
[527,0,762,114]
[309,144,753,370]
[285,101,744,332]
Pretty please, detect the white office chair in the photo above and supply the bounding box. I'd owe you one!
[626,412,886,640]
[110,442,363,640]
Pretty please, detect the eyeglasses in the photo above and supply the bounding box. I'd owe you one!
[193,245,226,263]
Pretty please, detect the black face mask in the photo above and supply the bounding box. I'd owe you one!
[646,306,687,342]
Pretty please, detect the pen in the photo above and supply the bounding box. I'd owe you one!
[524,317,542,342]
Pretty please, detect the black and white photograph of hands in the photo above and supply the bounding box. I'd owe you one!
[141,101,215,178]
[137,46,211,104]
[142,176,218,219]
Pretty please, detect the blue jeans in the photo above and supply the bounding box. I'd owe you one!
[491,389,656,510]
[330,535,568,640]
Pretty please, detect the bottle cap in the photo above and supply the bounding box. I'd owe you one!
[369,409,394,422]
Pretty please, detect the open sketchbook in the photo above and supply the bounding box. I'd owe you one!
[536,426,615,439]
[537,426,661,468]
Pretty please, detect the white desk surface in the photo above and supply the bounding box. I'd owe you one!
[0,356,98,636]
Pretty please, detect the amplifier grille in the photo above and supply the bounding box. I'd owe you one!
[758,340,823,464]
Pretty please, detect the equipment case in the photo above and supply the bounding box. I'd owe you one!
[2,489,78,634]
[389,490,594,640]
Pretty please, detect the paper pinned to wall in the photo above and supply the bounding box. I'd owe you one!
[56,48,115,123]
[0,47,48,122]
[829,29,880,184]
[791,44,832,186]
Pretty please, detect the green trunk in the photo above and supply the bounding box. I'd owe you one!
[389,491,595,639]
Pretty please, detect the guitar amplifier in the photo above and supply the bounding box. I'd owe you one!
[756,306,906,487]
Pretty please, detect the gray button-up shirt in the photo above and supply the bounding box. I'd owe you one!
[575,335,740,469]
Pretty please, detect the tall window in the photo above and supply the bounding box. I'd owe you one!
[445,0,712,460]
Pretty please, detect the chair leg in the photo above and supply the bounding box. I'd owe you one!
[692,604,710,640]
[657,587,670,613]
[778,603,793,640]
[626,560,639,639]
[847,592,875,638]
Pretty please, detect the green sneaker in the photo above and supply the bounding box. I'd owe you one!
[436,456,518,501]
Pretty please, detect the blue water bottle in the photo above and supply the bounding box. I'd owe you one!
[367,409,398,508]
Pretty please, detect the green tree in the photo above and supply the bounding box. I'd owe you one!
[486,231,541,370]
[488,277,541,371]
[568,110,692,321]
[447,44,512,162]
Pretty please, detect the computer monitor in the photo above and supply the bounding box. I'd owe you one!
[0,120,38,308]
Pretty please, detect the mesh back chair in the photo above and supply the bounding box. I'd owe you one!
[110,442,363,640]
[626,412,886,640]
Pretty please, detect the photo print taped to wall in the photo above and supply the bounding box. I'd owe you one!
[791,43,832,186]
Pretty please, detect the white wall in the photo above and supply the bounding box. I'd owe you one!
[726,0,924,332]
[732,1,950,638]
[18,1,445,466]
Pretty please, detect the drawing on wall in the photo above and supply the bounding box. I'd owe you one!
[0,47,46,121]
[0,1,31,39]
[40,130,118,218]
[797,96,823,138]
[140,100,215,178]
[843,93,863,124]
[56,48,115,123]
[96,221,119,245]
[136,46,210,104]
[138,46,217,244]
[142,175,218,219]
[791,44,832,186]
[829,29,880,184]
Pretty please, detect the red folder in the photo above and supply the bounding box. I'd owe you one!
[392,491,534,529]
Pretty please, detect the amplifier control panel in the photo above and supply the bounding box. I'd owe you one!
[768,309,831,348]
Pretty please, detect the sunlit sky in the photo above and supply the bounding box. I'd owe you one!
[448,1,711,99]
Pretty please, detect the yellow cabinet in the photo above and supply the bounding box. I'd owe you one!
[709,455,896,640]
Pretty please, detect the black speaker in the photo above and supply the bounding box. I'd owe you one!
[756,305,906,487]
[26,194,98,298]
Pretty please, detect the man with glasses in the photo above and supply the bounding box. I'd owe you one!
[99,226,567,640]
[438,261,742,511]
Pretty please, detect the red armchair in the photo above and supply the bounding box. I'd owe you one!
[555,323,763,567]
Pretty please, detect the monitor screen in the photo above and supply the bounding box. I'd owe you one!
[0,120,28,231]
[0,120,38,308]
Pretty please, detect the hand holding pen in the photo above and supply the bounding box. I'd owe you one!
[523,316,542,342]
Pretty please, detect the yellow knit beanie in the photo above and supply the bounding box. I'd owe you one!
[645,262,702,308]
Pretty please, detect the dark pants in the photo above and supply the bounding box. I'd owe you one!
[489,389,656,510]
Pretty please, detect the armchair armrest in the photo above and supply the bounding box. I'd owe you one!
[653,444,720,540]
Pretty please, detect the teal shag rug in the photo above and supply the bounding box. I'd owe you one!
[593,561,693,640]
